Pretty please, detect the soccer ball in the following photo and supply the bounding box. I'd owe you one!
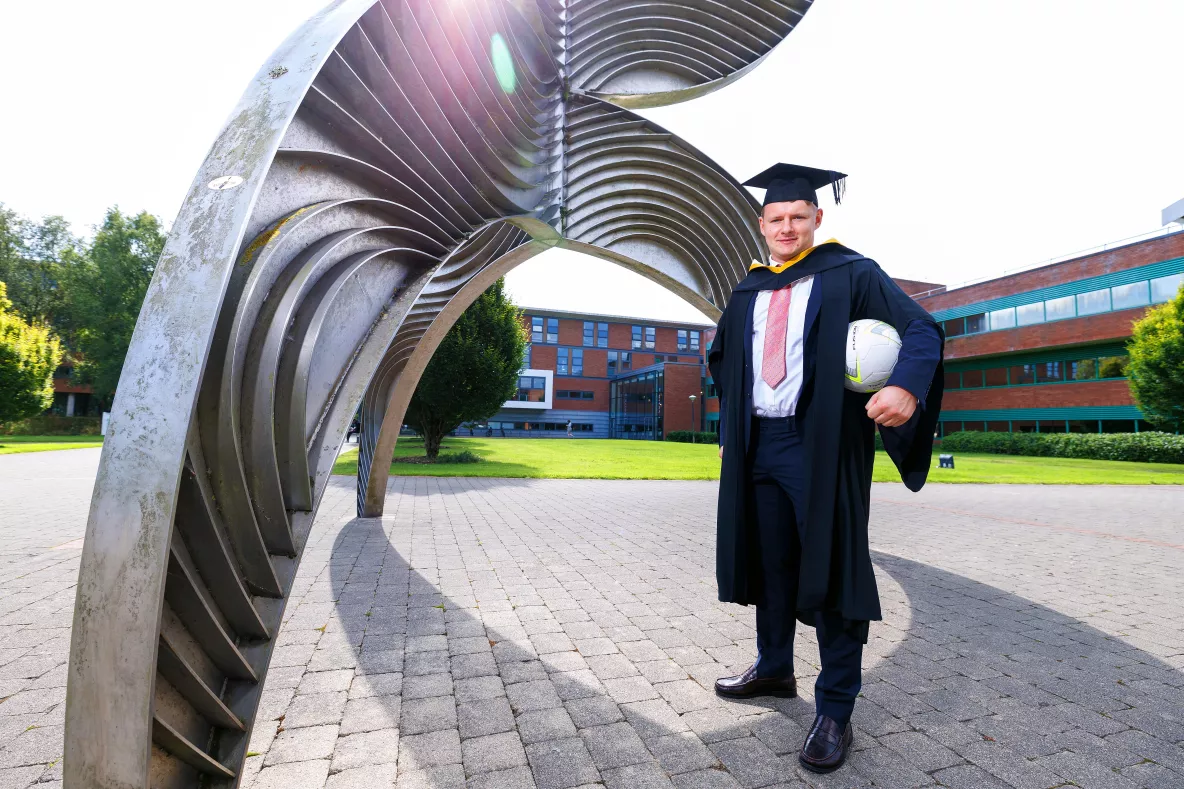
[844,319,901,393]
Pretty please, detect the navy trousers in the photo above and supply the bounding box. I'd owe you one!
[749,416,863,728]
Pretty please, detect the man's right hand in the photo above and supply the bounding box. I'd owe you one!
[719,446,724,460]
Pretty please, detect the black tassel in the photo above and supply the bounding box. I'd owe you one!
[832,175,847,205]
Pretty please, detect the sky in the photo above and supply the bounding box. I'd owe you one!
[2,0,1183,325]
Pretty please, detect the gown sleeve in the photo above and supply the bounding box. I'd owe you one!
[858,262,946,490]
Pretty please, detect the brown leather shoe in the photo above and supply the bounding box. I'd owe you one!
[714,662,797,699]
[798,714,853,773]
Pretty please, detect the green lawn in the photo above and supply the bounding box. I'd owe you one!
[0,435,104,455]
[333,438,1184,484]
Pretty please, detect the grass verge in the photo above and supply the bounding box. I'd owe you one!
[0,435,105,455]
[332,438,1184,484]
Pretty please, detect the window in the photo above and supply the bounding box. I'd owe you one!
[984,367,1008,387]
[1069,358,1096,380]
[986,421,1010,432]
[515,376,546,402]
[1151,272,1184,303]
[1067,420,1097,434]
[1035,361,1064,384]
[677,329,688,351]
[645,326,656,349]
[557,347,568,375]
[943,318,965,338]
[1102,420,1136,433]
[583,322,595,346]
[1016,302,1044,327]
[1076,288,1111,317]
[962,369,984,388]
[989,308,1016,331]
[598,323,609,348]
[1098,356,1128,378]
[1044,295,1075,321]
[1010,364,1036,385]
[653,355,665,363]
[632,326,643,350]
[607,351,617,376]
[1111,282,1149,310]
[547,318,559,343]
[690,331,700,353]
[571,348,583,376]
[557,390,595,400]
[619,352,632,372]
[965,313,987,333]
[943,371,961,390]
[531,316,544,344]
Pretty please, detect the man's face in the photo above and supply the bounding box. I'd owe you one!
[759,200,823,263]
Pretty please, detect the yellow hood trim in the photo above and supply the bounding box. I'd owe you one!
[749,238,841,274]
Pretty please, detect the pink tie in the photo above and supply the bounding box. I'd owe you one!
[762,285,793,389]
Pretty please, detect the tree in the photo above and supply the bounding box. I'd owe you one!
[0,281,62,423]
[1127,282,1184,432]
[406,279,526,459]
[62,208,166,408]
[0,204,80,330]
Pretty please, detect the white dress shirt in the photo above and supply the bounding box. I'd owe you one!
[751,272,814,418]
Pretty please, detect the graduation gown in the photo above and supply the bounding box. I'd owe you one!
[708,242,945,637]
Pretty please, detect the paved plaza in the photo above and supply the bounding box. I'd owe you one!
[1,449,1183,789]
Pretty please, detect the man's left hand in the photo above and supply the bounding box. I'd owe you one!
[866,385,917,428]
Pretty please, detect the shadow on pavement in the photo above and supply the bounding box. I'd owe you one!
[280,517,1184,788]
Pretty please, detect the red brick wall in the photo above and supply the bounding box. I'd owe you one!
[664,365,705,433]
[916,232,1184,312]
[582,349,608,378]
[944,380,1135,410]
[530,345,557,372]
[944,307,1148,360]
[654,327,679,353]
[558,319,583,347]
[608,323,633,350]
[894,278,945,297]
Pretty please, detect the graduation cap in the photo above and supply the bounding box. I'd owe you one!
[744,163,847,207]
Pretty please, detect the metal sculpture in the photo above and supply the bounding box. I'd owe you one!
[63,1,811,786]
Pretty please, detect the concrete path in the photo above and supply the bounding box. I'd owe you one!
[0,453,1182,789]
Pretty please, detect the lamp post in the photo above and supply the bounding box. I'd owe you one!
[689,394,697,442]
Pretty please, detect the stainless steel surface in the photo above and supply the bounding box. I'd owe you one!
[64,1,806,785]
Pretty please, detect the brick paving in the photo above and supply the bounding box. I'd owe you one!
[1,450,1183,788]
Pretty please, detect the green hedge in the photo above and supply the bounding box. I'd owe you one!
[940,430,1184,464]
[665,431,719,444]
[0,415,102,436]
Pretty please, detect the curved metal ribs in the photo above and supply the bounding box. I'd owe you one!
[63,1,810,786]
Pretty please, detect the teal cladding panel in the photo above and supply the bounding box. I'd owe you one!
[939,405,1144,422]
[931,256,1184,321]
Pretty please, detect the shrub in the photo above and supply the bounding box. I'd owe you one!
[0,414,101,435]
[939,430,1184,464]
[437,450,483,464]
[665,431,719,444]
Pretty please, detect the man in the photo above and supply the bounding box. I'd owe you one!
[708,163,944,774]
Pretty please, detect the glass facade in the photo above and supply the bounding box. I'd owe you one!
[609,369,664,439]
[945,352,1128,389]
[936,265,1184,338]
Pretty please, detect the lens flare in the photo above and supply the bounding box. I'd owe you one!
[491,33,516,94]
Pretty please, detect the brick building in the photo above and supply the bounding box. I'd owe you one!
[911,229,1184,435]
[480,309,715,439]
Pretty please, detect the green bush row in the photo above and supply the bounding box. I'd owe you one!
[0,415,102,436]
[939,430,1184,464]
[665,431,720,444]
